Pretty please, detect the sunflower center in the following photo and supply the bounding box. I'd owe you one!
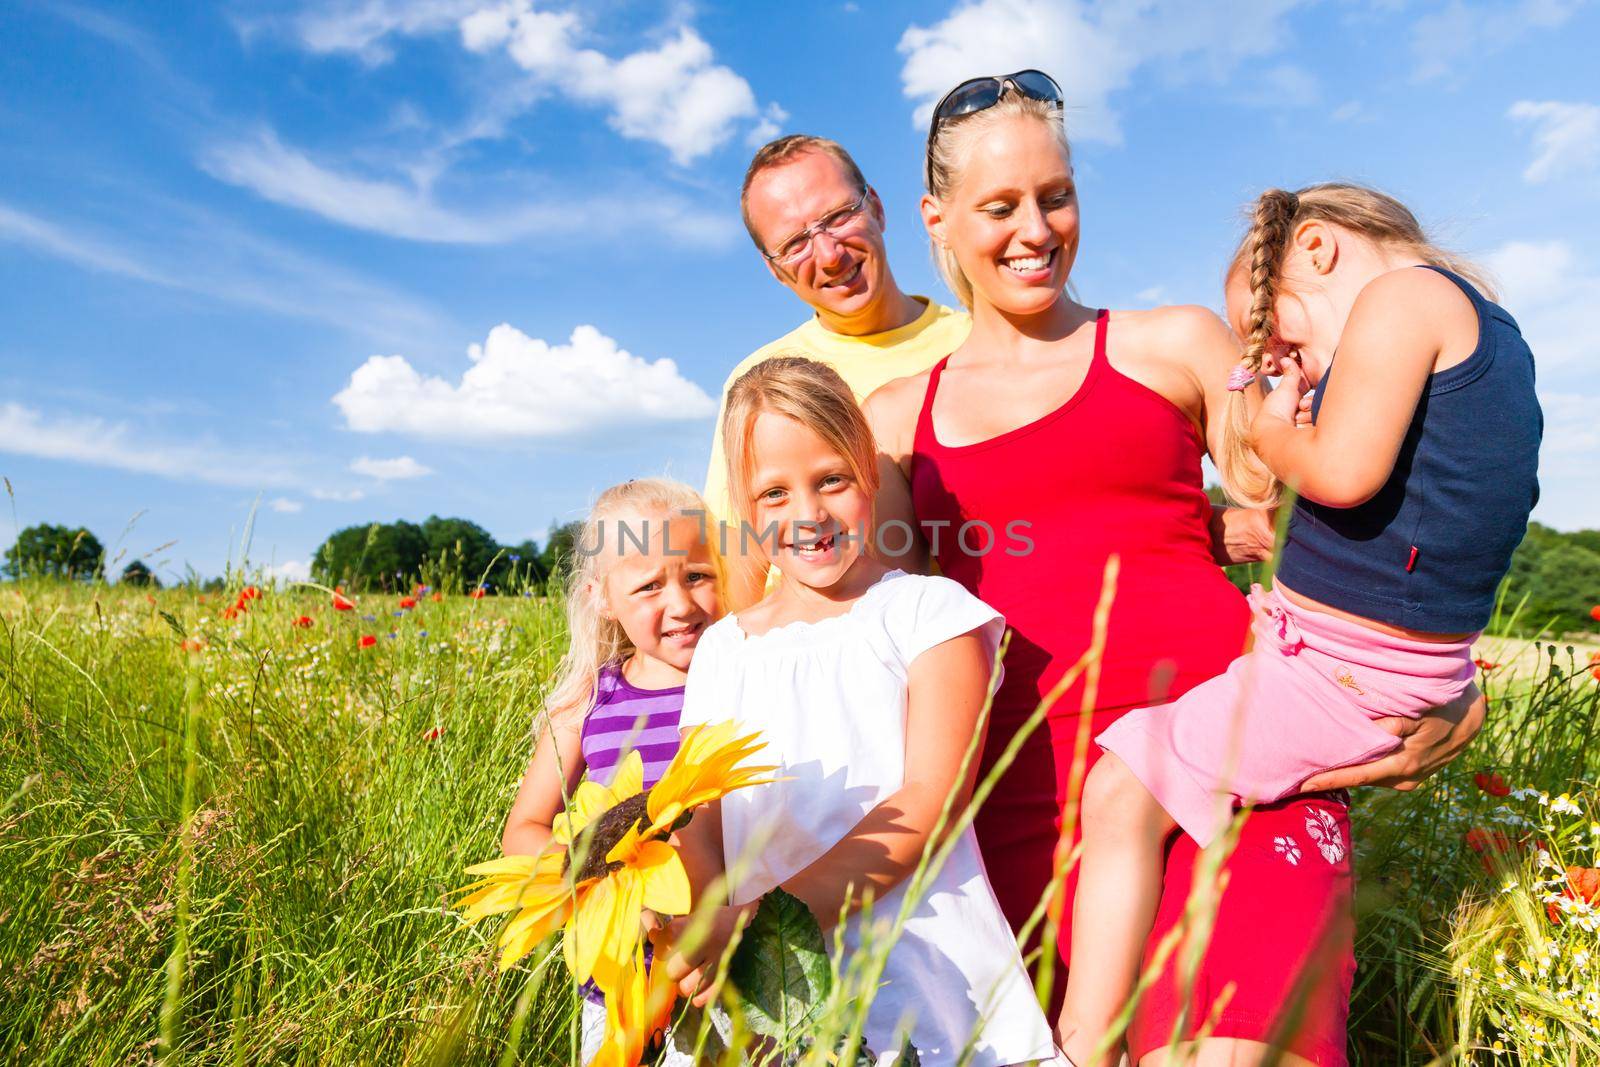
[566,792,652,883]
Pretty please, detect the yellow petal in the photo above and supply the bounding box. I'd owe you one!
[609,749,644,800]
[635,842,691,916]
[568,779,617,830]
[567,875,616,985]
[463,854,537,878]
[456,881,525,923]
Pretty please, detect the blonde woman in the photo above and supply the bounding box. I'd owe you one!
[865,73,1490,1066]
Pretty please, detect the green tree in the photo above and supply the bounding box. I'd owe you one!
[1503,524,1600,634]
[311,521,428,590]
[540,520,586,587]
[421,516,501,589]
[3,523,105,580]
[498,539,548,590]
[119,560,160,587]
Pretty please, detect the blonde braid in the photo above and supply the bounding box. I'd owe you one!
[1217,189,1299,508]
[1241,189,1300,380]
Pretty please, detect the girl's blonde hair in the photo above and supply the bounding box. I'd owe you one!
[543,477,721,725]
[924,90,1072,309]
[1219,182,1497,508]
[721,355,880,527]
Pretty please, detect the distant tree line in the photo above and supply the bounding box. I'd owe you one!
[5,511,1599,630]
[308,515,586,593]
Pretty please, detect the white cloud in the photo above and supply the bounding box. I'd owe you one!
[311,487,367,502]
[1481,238,1600,529]
[1509,100,1600,183]
[332,323,716,442]
[0,402,301,489]
[461,10,763,165]
[270,559,312,583]
[278,1,774,165]
[748,102,790,146]
[1331,100,1367,123]
[897,0,1309,144]
[200,132,738,246]
[350,455,433,480]
[286,0,479,62]
[270,497,304,513]
[1532,390,1600,530]
[1411,0,1584,82]
[1484,239,1600,368]
[0,200,445,346]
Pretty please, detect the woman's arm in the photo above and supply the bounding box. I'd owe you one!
[500,713,585,856]
[1300,684,1487,792]
[1208,504,1275,566]
[1249,270,1455,508]
[779,630,990,927]
[863,376,932,576]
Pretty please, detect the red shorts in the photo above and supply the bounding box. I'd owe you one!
[975,704,1354,1066]
[1126,792,1355,1067]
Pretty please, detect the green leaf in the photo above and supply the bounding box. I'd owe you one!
[727,888,832,1039]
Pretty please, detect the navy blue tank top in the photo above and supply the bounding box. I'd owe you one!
[1274,266,1542,633]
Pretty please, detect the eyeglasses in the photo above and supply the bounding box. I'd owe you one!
[762,189,872,268]
[925,69,1064,185]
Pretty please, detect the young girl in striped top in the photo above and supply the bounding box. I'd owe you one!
[500,477,723,1062]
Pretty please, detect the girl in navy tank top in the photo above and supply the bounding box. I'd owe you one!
[498,477,723,1065]
[1060,184,1541,1064]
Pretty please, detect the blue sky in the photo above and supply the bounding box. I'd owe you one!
[2,0,1596,582]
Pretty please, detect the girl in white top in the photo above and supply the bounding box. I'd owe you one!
[663,356,1059,1066]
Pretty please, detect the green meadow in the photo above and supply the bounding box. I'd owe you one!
[2,581,1597,1064]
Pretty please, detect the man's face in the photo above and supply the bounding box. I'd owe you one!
[744,151,891,327]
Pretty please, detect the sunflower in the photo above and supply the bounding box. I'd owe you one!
[590,943,679,1067]
[455,849,575,971]
[453,723,779,995]
[564,817,691,991]
[646,721,781,835]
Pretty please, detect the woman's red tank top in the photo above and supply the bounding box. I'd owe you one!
[910,310,1250,930]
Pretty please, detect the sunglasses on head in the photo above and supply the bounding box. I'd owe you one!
[925,69,1064,186]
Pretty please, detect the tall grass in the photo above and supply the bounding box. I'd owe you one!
[1,579,1595,1063]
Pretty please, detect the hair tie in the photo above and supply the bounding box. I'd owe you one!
[1226,365,1257,391]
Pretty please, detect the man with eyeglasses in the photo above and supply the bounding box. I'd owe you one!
[703,134,972,609]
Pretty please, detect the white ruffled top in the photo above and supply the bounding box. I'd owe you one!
[680,570,1055,1067]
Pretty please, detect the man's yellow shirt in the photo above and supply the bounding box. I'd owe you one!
[702,296,970,598]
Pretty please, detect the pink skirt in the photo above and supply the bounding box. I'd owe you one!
[1096,584,1476,846]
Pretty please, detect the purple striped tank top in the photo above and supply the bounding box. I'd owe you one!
[580,661,684,791]
[578,661,683,1005]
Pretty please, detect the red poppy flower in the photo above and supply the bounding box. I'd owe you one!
[1591,605,1600,622]
[1465,827,1514,853]
[422,725,444,742]
[358,634,378,648]
[470,587,486,600]
[222,605,241,621]
[333,593,355,611]
[145,594,157,605]
[292,615,314,628]
[180,637,206,653]
[430,592,444,602]
[1473,772,1510,797]
[1548,866,1600,923]
[240,585,261,601]
[1473,657,1498,672]
[1464,826,1519,873]
[399,596,417,609]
